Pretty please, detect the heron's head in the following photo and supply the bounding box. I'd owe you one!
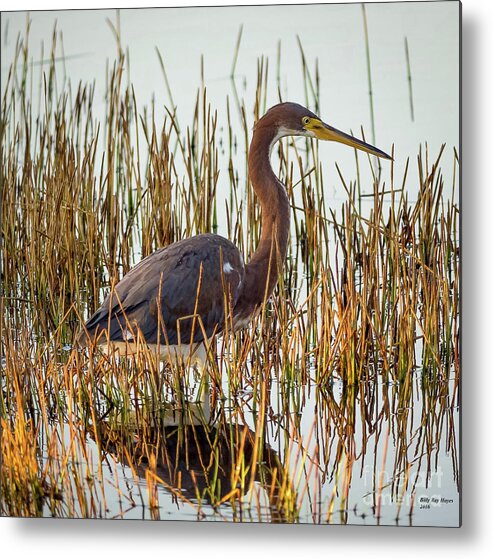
[255,102,392,160]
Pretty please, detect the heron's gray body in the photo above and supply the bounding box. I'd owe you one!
[80,234,244,350]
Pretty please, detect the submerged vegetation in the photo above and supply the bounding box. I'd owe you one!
[1,17,459,523]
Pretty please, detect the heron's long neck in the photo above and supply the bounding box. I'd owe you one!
[243,127,290,304]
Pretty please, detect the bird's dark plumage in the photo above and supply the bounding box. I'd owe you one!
[80,234,244,346]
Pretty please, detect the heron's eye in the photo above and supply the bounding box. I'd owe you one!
[302,116,310,126]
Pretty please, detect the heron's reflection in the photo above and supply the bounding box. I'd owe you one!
[93,389,290,521]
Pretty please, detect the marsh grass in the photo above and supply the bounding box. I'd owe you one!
[1,22,459,523]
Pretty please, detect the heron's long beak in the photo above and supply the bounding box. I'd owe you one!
[306,118,392,160]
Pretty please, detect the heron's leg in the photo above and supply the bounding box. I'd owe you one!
[194,356,211,424]
[189,340,213,424]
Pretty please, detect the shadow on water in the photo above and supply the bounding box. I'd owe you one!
[92,403,290,523]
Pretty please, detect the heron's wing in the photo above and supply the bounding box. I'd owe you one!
[82,234,244,345]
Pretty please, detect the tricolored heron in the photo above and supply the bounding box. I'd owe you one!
[78,102,391,367]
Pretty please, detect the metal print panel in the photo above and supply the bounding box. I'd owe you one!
[0,1,460,526]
